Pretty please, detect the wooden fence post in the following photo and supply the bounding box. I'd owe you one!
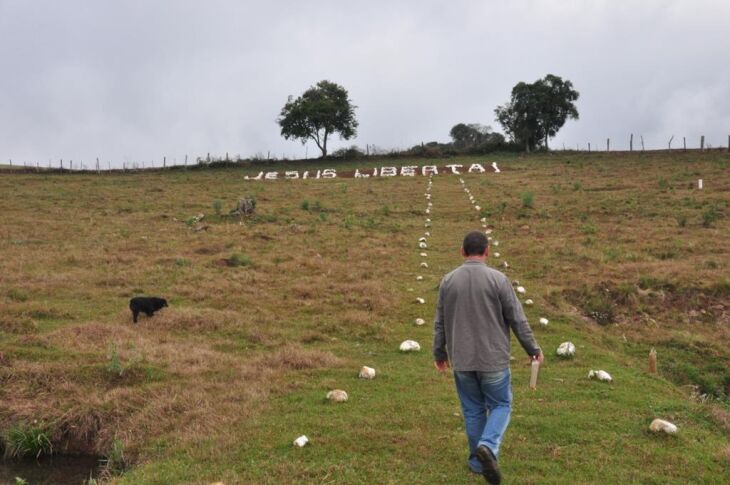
[641,136,645,151]
[700,135,705,151]
[606,138,610,152]
[630,133,633,152]
[668,136,674,151]
[96,157,100,174]
[683,137,687,152]
[588,142,591,153]
[163,156,166,168]
[184,154,188,169]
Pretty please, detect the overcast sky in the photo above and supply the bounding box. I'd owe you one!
[1,0,729,166]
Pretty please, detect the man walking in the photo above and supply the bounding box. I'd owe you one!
[433,231,543,484]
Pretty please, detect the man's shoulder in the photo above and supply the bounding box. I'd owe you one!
[442,263,509,285]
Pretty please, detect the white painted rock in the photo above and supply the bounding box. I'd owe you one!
[416,297,425,304]
[424,231,431,237]
[492,162,501,173]
[502,261,509,268]
[419,242,428,249]
[524,299,533,305]
[415,318,425,326]
[425,218,431,223]
[420,252,428,257]
[493,240,499,247]
[359,366,376,379]
[493,252,501,258]
[427,202,433,207]
[420,262,428,268]
[485,229,493,235]
[326,389,348,402]
[588,370,613,382]
[399,340,421,352]
[649,418,677,434]
[419,237,427,242]
[516,286,526,294]
[480,217,487,223]
[293,435,309,447]
[425,223,431,228]
[475,205,481,211]
[539,317,549,326]
[416,275,423,281]
[556,341,575,357]
[425,208,430,214]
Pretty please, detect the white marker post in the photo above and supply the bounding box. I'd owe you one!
[698,179,703,189]
[529,359,540,390]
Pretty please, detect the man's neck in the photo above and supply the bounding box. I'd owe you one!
[464,256,486,263]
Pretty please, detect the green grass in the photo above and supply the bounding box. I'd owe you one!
[0,151,728,483]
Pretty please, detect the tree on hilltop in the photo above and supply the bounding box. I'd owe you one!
[278,80,358,158]
[495,74,579,152]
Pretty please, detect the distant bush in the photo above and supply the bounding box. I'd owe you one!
[300,200,309,211]
[330,145,365,159]
[702,206,719,227]
[521,191,534,208]
[226,253,252,267]
[212,199,223,216]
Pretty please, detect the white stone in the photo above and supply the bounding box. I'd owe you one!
[424,231,431,237]
[475,205,481,211]
[493,240,499,246]
[327,389,348,402]
[293,435,309,447]
[416,297,425,304]
[524,299,533,305]
[425,223,431,227]
[420,262,428,268]
[491,162,501,173]
[419,237,427,242]
[516,286,526,294]
[539,317,549,326]
[400,340,421,352]
[359,366,376,379]
[420,252,427,257]
[588,370,613,382]
[425,208,430,214]
[485,229,493,235]
[480,217,487,223]
[556,342,575,357]
[415,318,425,326]
[649,418,677,434]
[416,275,423,281]
[425,218,431,223]
[502,261,509,268]
[493,252,501,258]
[419,242,428,249]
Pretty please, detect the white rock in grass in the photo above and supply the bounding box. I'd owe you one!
[459,178,465,184]
[516,286,526,294]
[416,275,423,281]
[425,208,430,214]
[419,242,428,249]
[493,252,501,258]
[425,218,431,223]
[425,223,431,227]
[485,229,493,235]
[475,205,481,211]
[424,231,431,237]
[415,318,426,326]
[649,419,677,434]
[480,217,487,223]
[416,297,425,304]
[427,202,433,207]
[502,261,509,268]
[359,366,376,379]
[419,237,427,242]
[524,299,534,305]
[556,342,575,357]
[400,340,421,352]
[493,240,499,246]
[326,389,348,402]
[539,317,549,326]
[420,262,429,268]
[491,162,501,173]
[588,370,613,382]
[293,435,309,447]
[420,252,428,257]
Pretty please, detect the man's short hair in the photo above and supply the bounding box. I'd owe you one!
[462,231,489,256]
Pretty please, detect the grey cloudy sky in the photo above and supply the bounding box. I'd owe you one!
[1,0,729,166]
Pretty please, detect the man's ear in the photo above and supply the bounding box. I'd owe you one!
[484,246,490,257]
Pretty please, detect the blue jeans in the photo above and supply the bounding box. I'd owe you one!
[453,368,512,473]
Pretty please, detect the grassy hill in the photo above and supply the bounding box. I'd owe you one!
[0,152,728,483]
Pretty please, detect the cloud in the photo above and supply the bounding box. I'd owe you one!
[0,0,728,165]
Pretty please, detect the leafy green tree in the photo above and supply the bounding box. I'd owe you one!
[449,123,505,151]
[494,74,579,152]
[278,80,358,158]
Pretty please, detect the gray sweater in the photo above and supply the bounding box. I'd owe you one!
[432,260,541,372]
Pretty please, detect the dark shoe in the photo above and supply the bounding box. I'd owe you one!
[476,445,501,484]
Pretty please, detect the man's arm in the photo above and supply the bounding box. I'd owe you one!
[499,276,541,357]
[432,281,448,363]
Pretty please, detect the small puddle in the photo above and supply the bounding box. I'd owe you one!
[0,455,101,484]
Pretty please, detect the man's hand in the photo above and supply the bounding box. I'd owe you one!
[527,351,544,366]
[434,360,450,373]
